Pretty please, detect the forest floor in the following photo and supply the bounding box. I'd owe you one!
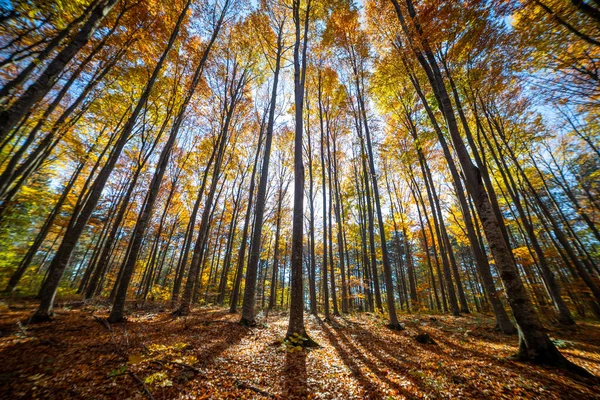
[0,299,599,399]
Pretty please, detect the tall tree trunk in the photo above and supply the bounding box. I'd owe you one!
[389,0,585,370]
[360,133,383,312]
[177,67,244,315]
[331,132,348,313]
[355,168,373,312]
[286,0,314,345]
[229,125,264,313]
[325,120,339,316]
[408,69,514,330]
[109,0,225,322]
[305,99,318,315]
[216,172,245,304]
[356,76,400,327]
[0,0,119,142]
[240,24,284,325]
[317,72,331,320]
[269,180,289,309]
[30,1,189,322]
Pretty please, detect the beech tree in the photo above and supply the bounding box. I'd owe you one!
[1,0,597,379]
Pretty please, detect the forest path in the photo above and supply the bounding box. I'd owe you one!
[0,301,599,399]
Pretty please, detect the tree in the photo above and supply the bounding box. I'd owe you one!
[30,0,191,322]
[285,0,316,346]
[240,2,287,325]
[387,0,588,371]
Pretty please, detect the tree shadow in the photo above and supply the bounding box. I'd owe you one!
[282,349,307,399]
[321,322,407,398]
[431,334,598,383]
[338,322,486,398]
[341,319,598,397]
[0,307,251,399]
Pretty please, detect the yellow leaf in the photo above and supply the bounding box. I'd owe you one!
[128,354,144,365]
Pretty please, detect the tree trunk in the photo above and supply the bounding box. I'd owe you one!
[30,0,188,322]
[389,0,581,369]
[305,98,318,315]
[240,24,284,325]
[0,0,119,142]
[4,158,85,292]
[286,0,314,345]
[318,71,331,320]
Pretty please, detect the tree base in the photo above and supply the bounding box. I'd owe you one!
[388,323,405,331]
[239,317,256,327]
[29,312,53,324]
[508,351,595,378]
[284,333,320,349]
[172,307,189,317]
[107,315,126,324]
[495,323,518,335]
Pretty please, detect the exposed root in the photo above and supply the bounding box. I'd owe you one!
[235,379,275,397]
[239,317,257,327]
[93,316,112,332]
[28,312,53,324]
[388,323,406,331]
[128,371,154,400]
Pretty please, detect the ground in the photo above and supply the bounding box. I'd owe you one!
[0,300,599,399]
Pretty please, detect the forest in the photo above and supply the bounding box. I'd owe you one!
[0,0,599,398]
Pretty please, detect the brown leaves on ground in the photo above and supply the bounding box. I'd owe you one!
[0,301,599,399]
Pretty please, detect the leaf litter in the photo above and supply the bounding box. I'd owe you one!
[0,300,598,399]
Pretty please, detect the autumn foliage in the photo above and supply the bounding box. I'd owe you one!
[0,0,599,397]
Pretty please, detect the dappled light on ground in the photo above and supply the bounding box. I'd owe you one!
[1,302,598,399]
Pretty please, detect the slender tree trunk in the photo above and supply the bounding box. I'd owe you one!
[331,133,348,313]
[0,0,119,142]
[317,72,331,320]
[269,180,289,309]
[286,0,314,345]
[216,173,245,304]
[306,100,318,315]
[356,77,400,327]
[240,25,284,324]
[390,0,584,369]
[4,159,85,292]
[177,71,243,315]
[356,171,373,312]
[30,1,188,322]
[360,134,383,312]
[325,120,339,316]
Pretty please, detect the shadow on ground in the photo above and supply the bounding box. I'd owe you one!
[0,300,598,399]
